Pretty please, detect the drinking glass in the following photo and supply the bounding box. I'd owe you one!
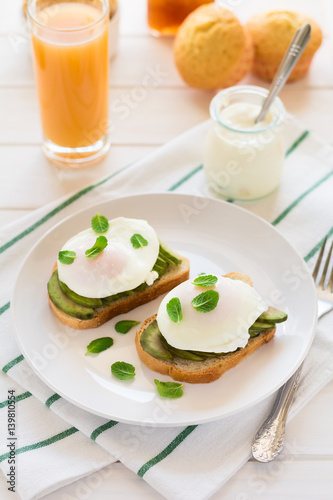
[28,0,110,167]
[147,0,212,36]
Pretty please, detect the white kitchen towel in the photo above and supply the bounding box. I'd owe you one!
[1,116,333,500]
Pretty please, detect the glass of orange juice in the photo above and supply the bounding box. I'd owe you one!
[27,0,110,167]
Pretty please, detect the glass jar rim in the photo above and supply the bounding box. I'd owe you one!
[209,85,285,134]
[27,0,109,32]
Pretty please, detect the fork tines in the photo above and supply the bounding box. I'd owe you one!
[312,236,333,292]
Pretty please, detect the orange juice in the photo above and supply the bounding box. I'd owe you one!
[29,1,109,157]
[147,0,212,35]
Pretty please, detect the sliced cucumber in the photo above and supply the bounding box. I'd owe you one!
[152,255,169,277]
[140,320,205,361]
[58,279,103,308]
[101,282,147,306]
[48,270,95,320]
[160,335,205,361]
[190,350,221,358]
[257,306,288,324]
[249,321,275,334]
[158,241,182,266]
[140,320,173,361]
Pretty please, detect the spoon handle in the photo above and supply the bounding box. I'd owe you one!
[255,23,311,124]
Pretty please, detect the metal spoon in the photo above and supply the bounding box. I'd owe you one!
[255,23,311,124]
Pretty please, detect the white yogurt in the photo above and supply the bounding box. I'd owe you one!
[203,87,285,201]
[220,103,274,130]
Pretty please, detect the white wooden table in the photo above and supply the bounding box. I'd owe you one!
[1,0,333,498]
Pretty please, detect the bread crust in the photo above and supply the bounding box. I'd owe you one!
[48,257,190,329]
[135,314,276,384]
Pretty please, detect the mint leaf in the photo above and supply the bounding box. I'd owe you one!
[85,337,113,355]
[111,361,135,380]
[191,290,219,313]
[91,213,109,233]
[154,379,184,398]
[115,320,140,334]
[166,297,182,323]
[58,250,76,265]
[85,235,108,258]
[192,274,218,287]
[131,233,148,249]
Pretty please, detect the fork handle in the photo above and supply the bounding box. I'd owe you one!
[252,366,302,462]
[252,302,333,462]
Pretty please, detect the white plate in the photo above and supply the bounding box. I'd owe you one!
[11,193,317,426]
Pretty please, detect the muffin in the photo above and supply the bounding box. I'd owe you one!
[174,4,253,90]
[246,10,322,82]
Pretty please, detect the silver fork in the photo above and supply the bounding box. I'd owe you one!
[252,237,333,463]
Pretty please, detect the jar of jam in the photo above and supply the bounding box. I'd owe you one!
[147,0,212,36]
[203,85,285,201]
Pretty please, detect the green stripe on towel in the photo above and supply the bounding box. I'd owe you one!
[45,393,61,408]
[90,420,118,441]
[137,425,197,478]
[168,164,203,192]
[0,391,32,409]
[272,170,333,227]
[285,130,309,157]
[0,427,79,463]
[0,302,10,316]
[2,355,24,374]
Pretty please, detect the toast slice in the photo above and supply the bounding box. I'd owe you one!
[48,256,190,330]
[135,272,278,384]
[135,314,276,384]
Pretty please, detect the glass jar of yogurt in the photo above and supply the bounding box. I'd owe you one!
[203,85,285,201]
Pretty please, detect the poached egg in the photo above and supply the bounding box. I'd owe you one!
[57,217,159,298]
[156,275,268,353]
